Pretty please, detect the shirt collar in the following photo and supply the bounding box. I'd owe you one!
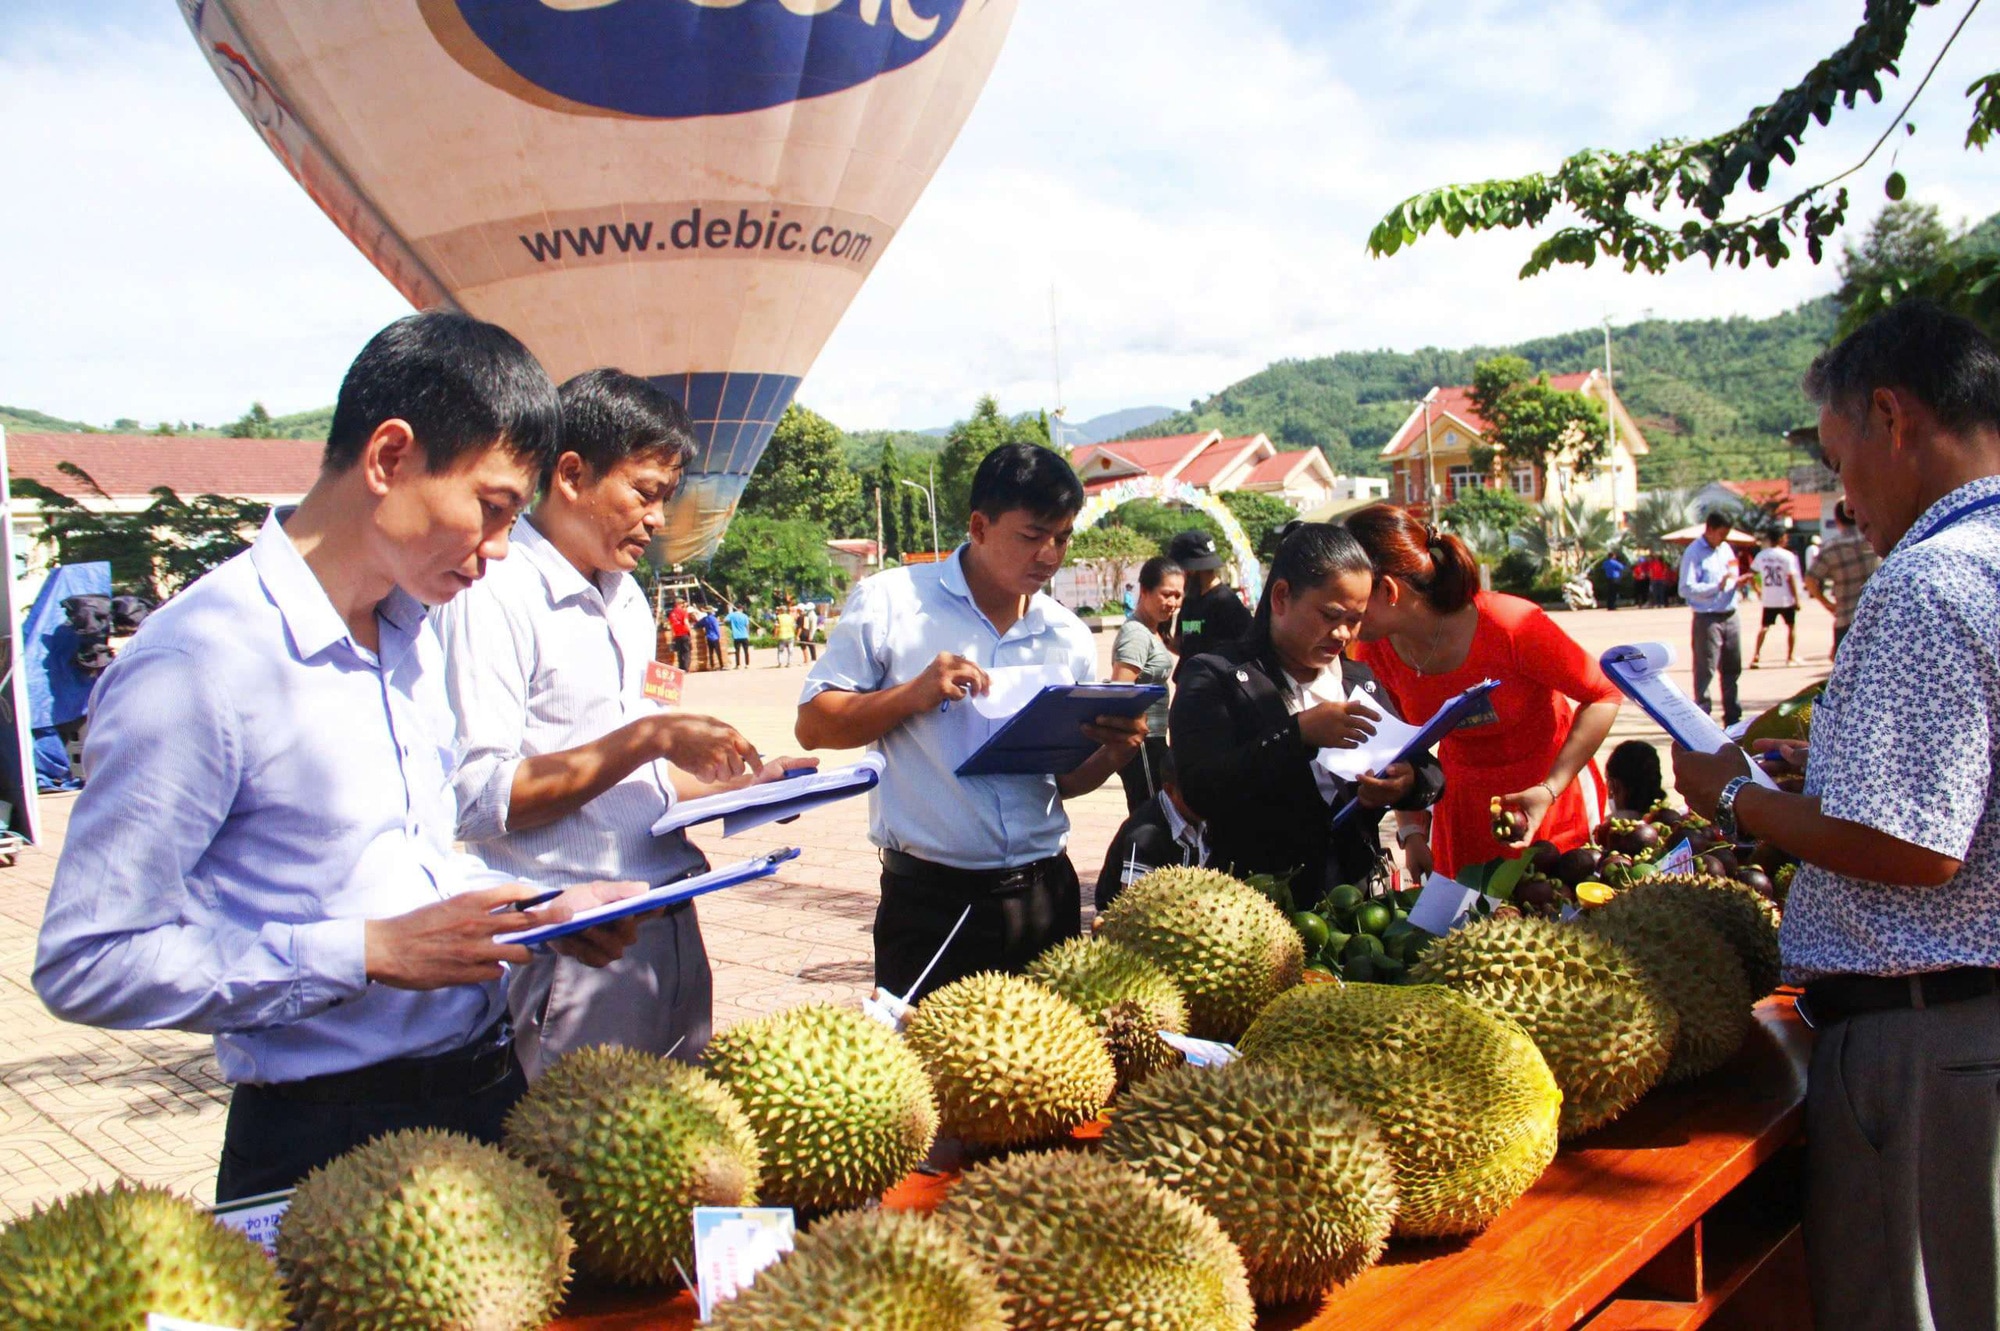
[1894,475,2000,555]
[513,513,619,607]
[249,507,425,662]
[939,544,1051,637]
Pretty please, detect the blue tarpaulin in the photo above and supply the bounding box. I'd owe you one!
[22,562,110,789]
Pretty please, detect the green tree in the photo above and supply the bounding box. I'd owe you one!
[934,396,1057,539]
[1219,490,1297,562]
[1105,498,1225,554]
[1467,356,1607,479]
[1068,524,1157,601]
[739,404,865,533]
[704,513,839,604]
[223,402,277,439]
[1837,200,1953,315]
[1368,2,2000,332]
[11,471,265,599]
[1440,485,1536,539]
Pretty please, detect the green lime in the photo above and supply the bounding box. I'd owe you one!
[1397,886,1424,912]
[1354,901,1394,936]
[1343,952,1377,983]
[1291,911,1332,950]
[1326,884,1366,915]
[1379,920,1415,960]
[1342,932,1385,963]
[1320,930,1353,964]
[1374,956,1407,983]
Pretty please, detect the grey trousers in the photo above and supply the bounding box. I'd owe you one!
[506,900,713,1080]
[1691,610,1743,725]
[1806,992,2000,1330]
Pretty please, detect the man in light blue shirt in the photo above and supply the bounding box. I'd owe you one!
[1678,510,1745,726]
[725,604,753,668]
[34,313,641,1201]
[796,444,1146,998]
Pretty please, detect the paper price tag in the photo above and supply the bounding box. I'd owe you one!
[1407,873,1483,936]
[693,1207,796,1320]
[210,1188,291,1260]
[643,661,686,708]
[1158,1031,1238,1068]
[1657,839,1696,875]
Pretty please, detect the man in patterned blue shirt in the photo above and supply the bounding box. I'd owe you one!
[1676,301,2000,1330]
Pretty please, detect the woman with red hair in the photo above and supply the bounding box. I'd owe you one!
[1345,504,1622,877]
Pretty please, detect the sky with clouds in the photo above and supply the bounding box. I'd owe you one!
[3,0,1996,432]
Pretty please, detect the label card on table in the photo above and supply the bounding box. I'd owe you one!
[1407,872,1484,936]
[694,1207,796,1320]
[210,1188,291,1260]
[643,660,686,708]
[1657,839,1696,875]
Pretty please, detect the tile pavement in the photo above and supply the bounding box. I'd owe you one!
[0,602,1834,1219]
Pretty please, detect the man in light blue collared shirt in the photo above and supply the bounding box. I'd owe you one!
[34,313,641,1201]
[797,444,1146,998]
[1678,510,1746,726]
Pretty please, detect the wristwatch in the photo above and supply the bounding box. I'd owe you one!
[1714,775,1752,842]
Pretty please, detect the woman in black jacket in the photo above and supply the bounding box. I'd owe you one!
[1169,522,1443,907]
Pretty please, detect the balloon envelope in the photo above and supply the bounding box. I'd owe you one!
[181,0,1017,561]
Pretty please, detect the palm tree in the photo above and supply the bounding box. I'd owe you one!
[1511,496,1616,574]
[1626,489,1693,557]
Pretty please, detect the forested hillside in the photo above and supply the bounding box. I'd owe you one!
[1126,299,1841,485]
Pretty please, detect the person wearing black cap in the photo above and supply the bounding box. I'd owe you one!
[1166,529,1253,678]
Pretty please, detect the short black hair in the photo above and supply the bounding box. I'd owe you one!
[968,443,1085,522]
[1606,740,1666,810]
[325,311,559,477]
[1137,555,1183,591]
[1804,298,2000,433]
[557,369,697,483]
[1704,509,1732,530]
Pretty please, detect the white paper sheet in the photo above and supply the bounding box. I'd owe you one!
[1315,705,1423,783]
[1601,642,1778,789]
[940,661,1077,767]
[650,754,885,839]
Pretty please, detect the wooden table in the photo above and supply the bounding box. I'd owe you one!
[552,998,1813,1331]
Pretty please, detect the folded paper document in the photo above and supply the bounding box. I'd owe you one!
[1600,643,1776,790]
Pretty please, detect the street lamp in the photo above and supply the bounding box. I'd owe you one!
[900,463,940,559]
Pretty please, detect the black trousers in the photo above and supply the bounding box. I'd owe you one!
[1116,734,1172,813]
[732,639,751,666]
[673,635,692,671]
[215,1037,525,1202]
[875,851,1080,1001]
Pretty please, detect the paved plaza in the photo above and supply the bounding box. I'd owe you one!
[0,600,1836,1218]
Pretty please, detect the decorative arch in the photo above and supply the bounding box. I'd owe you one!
[1074,477,1265,605]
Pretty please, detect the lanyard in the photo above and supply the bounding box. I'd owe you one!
[1915,490,2000,545]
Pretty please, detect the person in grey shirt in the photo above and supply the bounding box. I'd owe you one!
[1111,554,1183,811]
[437,370,811,1077]
[1675,301,2000,1330]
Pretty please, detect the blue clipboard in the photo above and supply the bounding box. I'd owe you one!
[494,848,801,949]
[955,683,1166,777]
[1328,678,1499,828]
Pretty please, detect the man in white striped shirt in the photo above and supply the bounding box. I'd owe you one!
[437,370,812,1076]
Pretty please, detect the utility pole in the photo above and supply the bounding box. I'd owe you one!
[874,482,885,568]
[1049,285,1065,449]
[1603,315,1620,531]
[900,467,939,560]
[1419,386,1440,515]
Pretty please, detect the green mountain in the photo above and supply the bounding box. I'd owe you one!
[1123,299,1841,486]
[2,405,99,435]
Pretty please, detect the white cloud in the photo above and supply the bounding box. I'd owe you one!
[3,0,1995,432]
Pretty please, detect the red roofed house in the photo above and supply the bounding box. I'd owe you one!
[1379,369,1648,525]
[6,432,324,591]
[1070,430,1349,510]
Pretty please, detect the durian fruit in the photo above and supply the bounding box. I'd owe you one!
[1102,1061,1398,1304]
[1631,874,1784,998]
[0,1183,290,1331]
[1238,983,1560,1238]
[280,1129,571,1330]
[1096,866,1305,1041]
[704,1002,937,1214]
[1584,896,1753,1083]
[936,1151,1254,1331]
[1410,915,1677,1138]
[1025,935,1189,1089]
[710,1208,1006,1331]
[504,1046,759,1285]
[903,972,1116,1149]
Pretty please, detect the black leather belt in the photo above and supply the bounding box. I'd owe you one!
[1797,967,2000,1029]
[254,1021,516,1105]
[881,848,1064,894]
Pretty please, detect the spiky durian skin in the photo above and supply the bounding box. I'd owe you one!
[709,1208,1007,1331]
[503,1046,759,1285]
[279,1128,571,1330]
[1102,1061,1398,1304]
[1238,983,1560,1239]
[1025,936,1189,1089]
[936,1151,1254,1331]
[1410,915,1677,1138]
[1583,898,1754,1083]
[902,972,1116,1149]
[1095,867,1305,1041]
[703,1002,938,1214]
[1630,874,1784,998]
[0,1183,290,1330]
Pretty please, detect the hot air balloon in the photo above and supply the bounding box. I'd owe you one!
[179,0,1017,561]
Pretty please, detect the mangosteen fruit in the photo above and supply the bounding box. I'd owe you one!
[1553,845,1605,888]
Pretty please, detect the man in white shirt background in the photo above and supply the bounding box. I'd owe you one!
[1748,528,1805,669]
[1678,510,1746,726]
[437,369,812,1076]
[34,313,643,1200]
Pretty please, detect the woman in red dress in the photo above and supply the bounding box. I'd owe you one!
[1345,505,1623,878]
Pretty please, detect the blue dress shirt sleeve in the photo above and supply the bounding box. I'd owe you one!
[801,578,888,701]
[434,590,534,843]
[33,645,369,1034]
